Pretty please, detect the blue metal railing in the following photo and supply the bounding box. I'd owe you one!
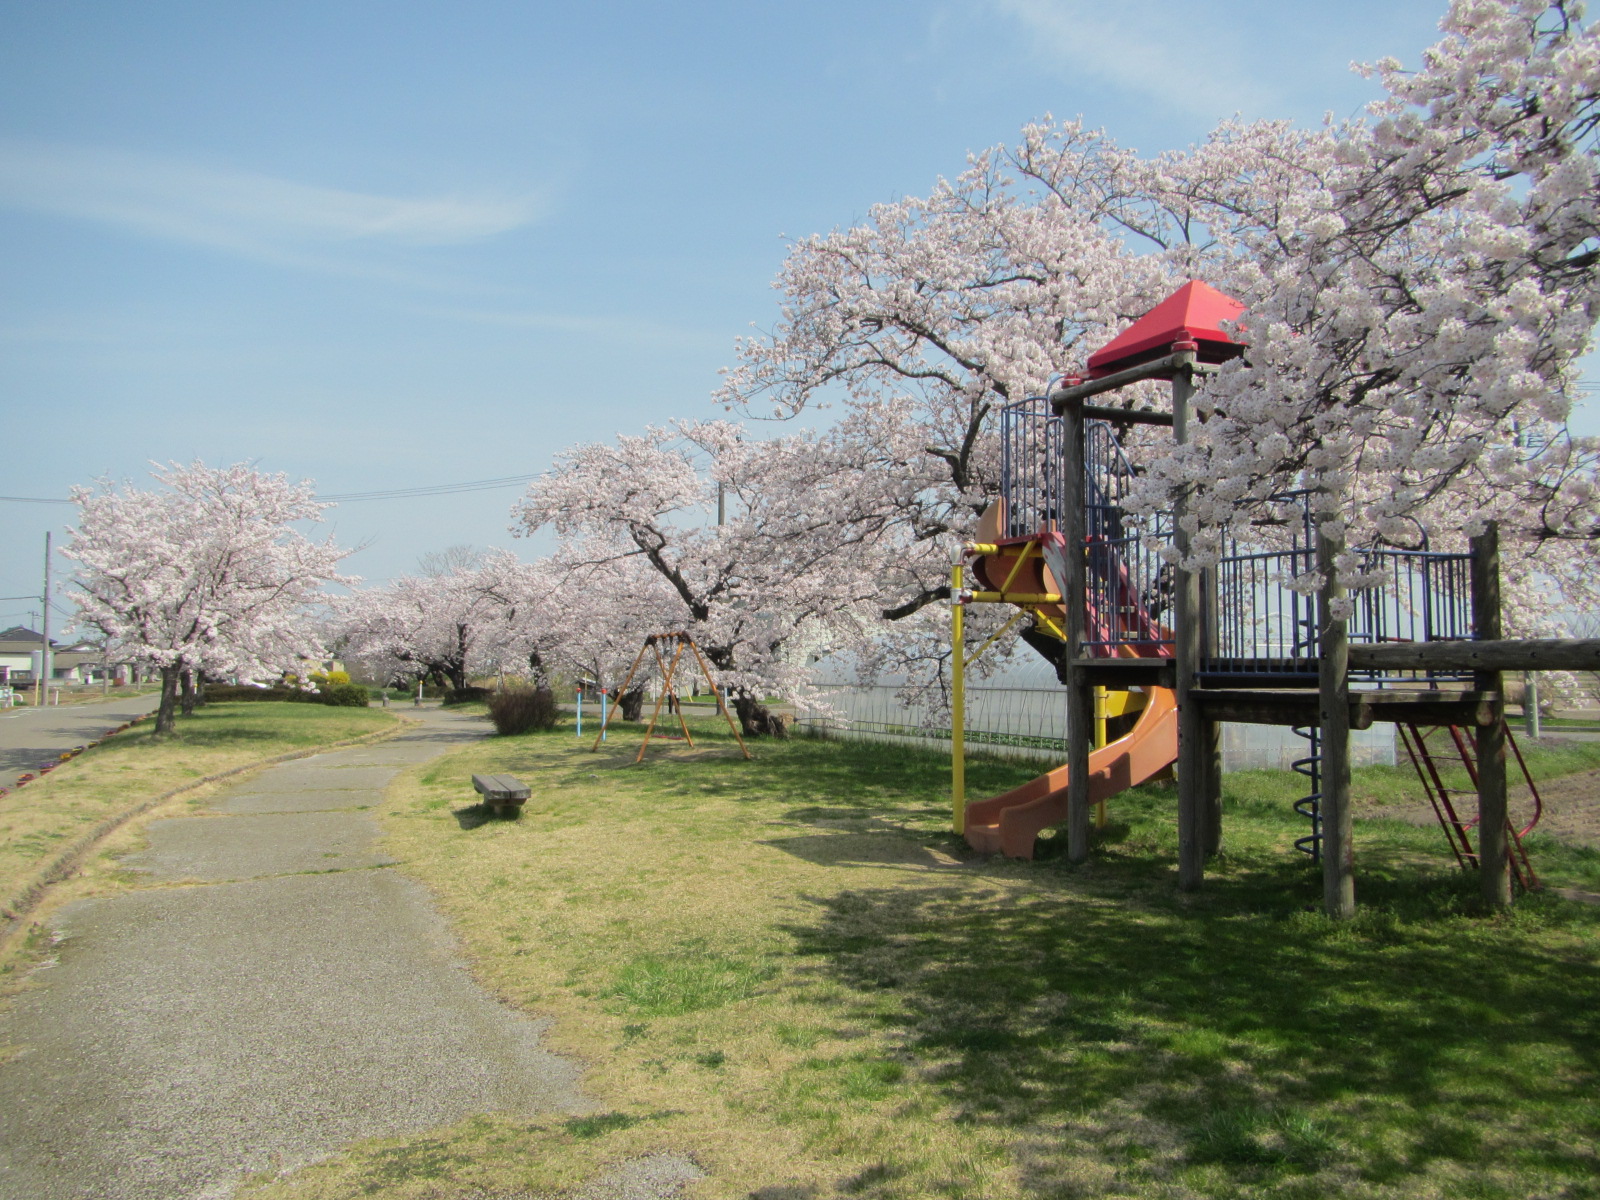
[998,406,1474,680]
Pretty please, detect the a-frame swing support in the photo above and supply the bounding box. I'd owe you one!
[590,633,753,761]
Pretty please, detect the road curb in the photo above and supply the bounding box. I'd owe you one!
[0,714,417,947]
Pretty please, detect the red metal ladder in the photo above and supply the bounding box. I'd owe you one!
[1398,722,1542,892]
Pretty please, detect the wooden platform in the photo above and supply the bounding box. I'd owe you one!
[1192,689,1499,729]
[1071,658,1174,687]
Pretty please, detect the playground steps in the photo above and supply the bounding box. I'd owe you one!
[1399,722,1541,892]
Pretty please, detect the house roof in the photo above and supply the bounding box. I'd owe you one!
[0,628,103,657]
[1086,281,1247,378]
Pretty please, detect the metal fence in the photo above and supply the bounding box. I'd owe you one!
[1000,395,1067,538]
[1085,419,1174,655]
[795,678,1072,764]
[795,669,1394,770]
[1209,491,1474,683]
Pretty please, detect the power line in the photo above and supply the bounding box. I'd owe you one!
[322,474,543,501]
[0,472,546,506]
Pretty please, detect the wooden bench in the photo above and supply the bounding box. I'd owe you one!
[471,773,531,817]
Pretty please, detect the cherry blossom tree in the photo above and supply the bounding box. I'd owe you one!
[337,549,542,692]
[1122,0,1600,615]
[715,124,1188,627]
[720,0,1600,656]
[65,462,350,735]
[512,420,902,735]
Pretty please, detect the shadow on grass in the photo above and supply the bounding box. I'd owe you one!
[761,829,966,871]
[779,854,1600,1195]
[534,721,1020,821]
[127,702,395,747]
[452,803,523,830]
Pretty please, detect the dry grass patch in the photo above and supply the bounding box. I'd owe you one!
[244,719,1600,1200]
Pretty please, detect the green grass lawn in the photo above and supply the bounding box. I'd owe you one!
[0,700,398,935]
[246,718,1600,1200]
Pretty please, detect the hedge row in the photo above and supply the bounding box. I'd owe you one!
[204,684,372,707]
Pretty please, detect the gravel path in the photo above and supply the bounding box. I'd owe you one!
[0,707,605,1200]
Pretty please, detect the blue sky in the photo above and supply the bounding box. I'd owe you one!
[2,0,1589,625]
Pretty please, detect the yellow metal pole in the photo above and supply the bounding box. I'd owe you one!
[964,609,1026,670]
[952,559,965,835]
[1093,685,1109,828]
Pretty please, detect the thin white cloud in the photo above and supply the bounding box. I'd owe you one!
[0,139,547,259]
[988,0,1278,121]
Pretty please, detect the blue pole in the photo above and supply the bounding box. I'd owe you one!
[600,689,608,741]
[576,687,583,737]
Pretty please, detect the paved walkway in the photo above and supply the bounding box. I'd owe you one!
[0,707,604,1200]
[0,692,162,791]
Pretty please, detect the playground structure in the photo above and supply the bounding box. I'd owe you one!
[951,281,1590,915]
[592,632,752,762]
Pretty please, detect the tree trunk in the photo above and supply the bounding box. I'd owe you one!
[733,692,789,739]
[527,648,549,689]
[618,686,646,721]
[179,669,197,716]
[155,665,181,736]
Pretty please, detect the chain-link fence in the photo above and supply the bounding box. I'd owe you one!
[796,655,1395,770]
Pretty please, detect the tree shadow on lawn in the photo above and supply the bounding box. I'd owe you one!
[779,859,1600,1193]
[761,827,969,871]
[524,725,1018,823]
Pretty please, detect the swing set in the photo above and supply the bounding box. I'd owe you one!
[591,632,753,763]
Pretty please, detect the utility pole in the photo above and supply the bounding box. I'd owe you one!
[717,481,726,527]
[36,533,52,707]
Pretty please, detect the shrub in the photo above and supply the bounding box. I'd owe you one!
[205,684,368,706]
[205,686,300,702]
[443,686,493,706]
[320,683,371,707]
[486,687,558,735]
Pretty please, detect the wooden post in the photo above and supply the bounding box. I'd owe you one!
[36,533,51,708]
[1472,522,1510,907]
[951,558,966,835]
[635,639,677,762]
[1203,719,1223,856]
[593,639,651,751]
[1172,362,1207,890]
[1201,566,1223,857]
[1317,515,1354,918]
[1061,397,1092,863]
[684,639,752,760]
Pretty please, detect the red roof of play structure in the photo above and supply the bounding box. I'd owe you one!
[1086,281,1247,378]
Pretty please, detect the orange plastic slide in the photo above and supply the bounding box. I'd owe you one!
[963,687,1178,859]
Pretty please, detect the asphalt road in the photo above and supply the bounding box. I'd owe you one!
[0,692,162,790]
[0,706,701,1199]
